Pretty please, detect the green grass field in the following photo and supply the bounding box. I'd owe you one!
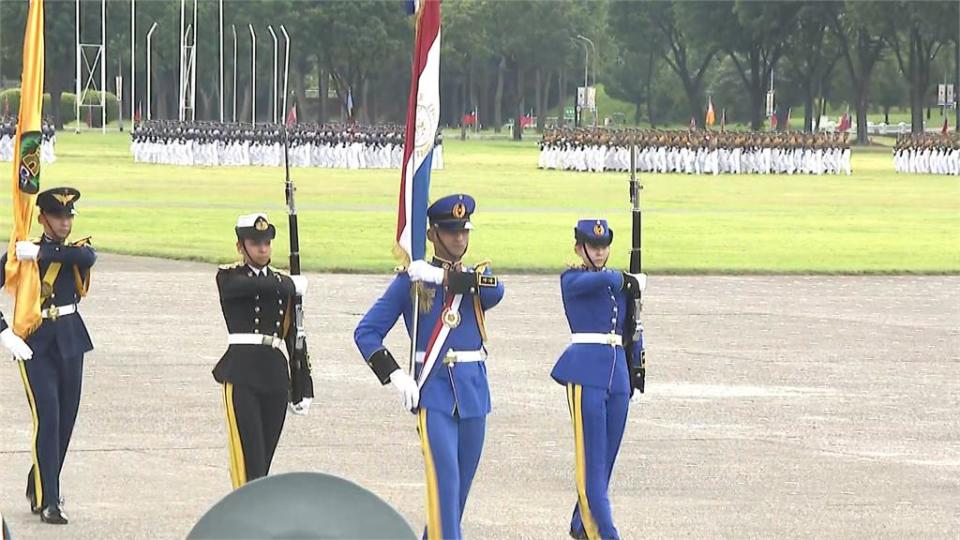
[0,131,956,273]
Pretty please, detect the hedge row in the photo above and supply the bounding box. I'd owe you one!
[0,88,120,124]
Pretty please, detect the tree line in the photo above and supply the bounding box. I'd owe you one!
[0,0,957,144]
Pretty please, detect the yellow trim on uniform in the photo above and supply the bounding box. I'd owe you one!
[223,383,247,488]
[472,296,487,342]
[40,261,63,302]
[72,266,91,297]
[568,384,601,540]
[70,237,93,297]
[472,262,490,342]
[222,385,238,487]
[418,409,442,540]
[18,360,43,509]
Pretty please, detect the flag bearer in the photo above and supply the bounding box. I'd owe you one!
[1,187,96,525]
[354,194,505,540]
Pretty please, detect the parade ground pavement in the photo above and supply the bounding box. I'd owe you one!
[1,255,958,539]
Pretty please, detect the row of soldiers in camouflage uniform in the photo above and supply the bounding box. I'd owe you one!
[0,118,57,163]
[539,128,852,175]
[893,133,960,175]
[130,120,444,169]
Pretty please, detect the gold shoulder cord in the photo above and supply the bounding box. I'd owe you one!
[41,263,63,303]
[71,238,92,297]
[472,260,491,342]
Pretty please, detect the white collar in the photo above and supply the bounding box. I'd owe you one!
[248,264,267,276]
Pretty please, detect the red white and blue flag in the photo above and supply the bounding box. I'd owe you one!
[395,0,441,265]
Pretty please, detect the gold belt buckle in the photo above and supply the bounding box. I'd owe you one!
[607,333,619,346]
[261,335,274,347]
[47,305,60,321]
[443,351,457,365]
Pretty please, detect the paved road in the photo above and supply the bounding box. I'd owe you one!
[1,255,958,539]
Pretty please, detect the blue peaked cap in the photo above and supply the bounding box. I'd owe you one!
[574,218,613,246]
[428,194,475,230]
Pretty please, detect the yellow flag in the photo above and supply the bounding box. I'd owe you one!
[4,0,45,338]
[706,97,716,127]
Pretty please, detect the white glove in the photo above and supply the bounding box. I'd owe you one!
[1,328,33,361]
[389,370,420,411]
[407,260,445,285]
[631,392,645,405]
[626,272,647,293]
[290,275,309,296]
[14,241,39,262]
[288,397,312,416]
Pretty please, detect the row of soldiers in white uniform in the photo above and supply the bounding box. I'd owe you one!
[0,118,57,163]
[130,121,443,169]
[539,128,852,175]
[893,133,960,175]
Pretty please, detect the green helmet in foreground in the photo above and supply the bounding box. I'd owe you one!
[187,472,416,539]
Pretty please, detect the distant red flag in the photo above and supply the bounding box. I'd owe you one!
[837,112,848,132]
[286,103,298,127]
[770,113,778,130]
[942,116,949,135]
[134,101,142,123]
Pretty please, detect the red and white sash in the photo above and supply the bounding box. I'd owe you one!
[416,293,463,389]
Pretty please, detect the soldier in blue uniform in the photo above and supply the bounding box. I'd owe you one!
[354,194,504,540]
[552,219,646,540]
[0,187,96,525]
[214,213,309,489]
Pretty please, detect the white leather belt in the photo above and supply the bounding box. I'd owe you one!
[41,303,78,320]
[570,333,622,346]
[414,349,485,364]
[227,333,288,359]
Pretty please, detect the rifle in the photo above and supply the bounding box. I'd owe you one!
[626,142,645,394]
[282,126,314,405]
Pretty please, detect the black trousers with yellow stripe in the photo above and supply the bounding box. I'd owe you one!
[18,348,84,512]
[222,383,287,488]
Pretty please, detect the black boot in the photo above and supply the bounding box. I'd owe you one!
[40,505,69,525]
[25,469,40,514]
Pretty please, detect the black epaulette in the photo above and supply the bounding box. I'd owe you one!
[447,269,498,295]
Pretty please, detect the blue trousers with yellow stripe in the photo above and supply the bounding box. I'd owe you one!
[18,346,84,511]
[417,409,486,540]
[566,384,629,540]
